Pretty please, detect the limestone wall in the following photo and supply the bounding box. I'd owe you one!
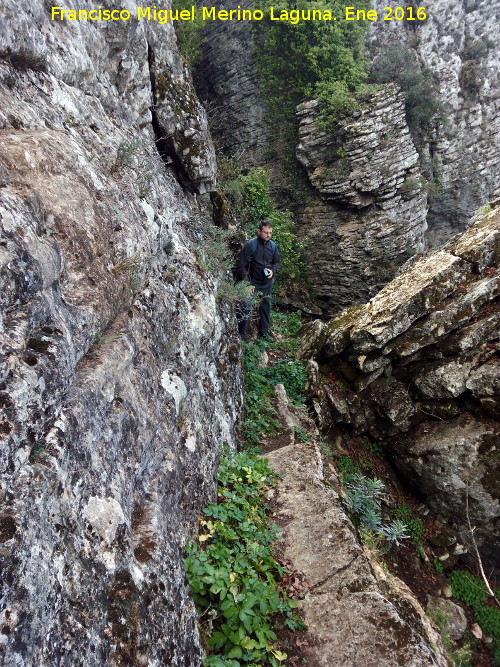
[299,208,500,568]
[370,0,500,243]
[297,86,428,313]
[0,2,241,664]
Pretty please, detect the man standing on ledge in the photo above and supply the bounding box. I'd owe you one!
[235,221,281,342]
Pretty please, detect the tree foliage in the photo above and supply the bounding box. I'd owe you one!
[253,0,371,188]
[255,0,370,115]
[368,43,443,141]
[222,166,304,282]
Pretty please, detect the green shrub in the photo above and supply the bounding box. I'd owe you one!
[342,473,409,549]
[336,456,358,482]
[183,215,248,303]
[393,501,425,549]
[221,167,304,282]
[316,79,361,120]
[368,43,443,140]
[361,440,385,458]
[185,451,305,665]
[449,570,500,663]
[171,0,206,66]
[252,0,370,191]
[238,168,273,227]
[266,209,305,281]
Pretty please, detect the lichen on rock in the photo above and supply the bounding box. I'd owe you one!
[0,3,241,665]
[300,209,500,568]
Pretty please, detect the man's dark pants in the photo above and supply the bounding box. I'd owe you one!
[237,282,273,340]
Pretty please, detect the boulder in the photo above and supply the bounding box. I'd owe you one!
[387,419,499,565]
[301,210,500,568]
[427,597,468,641]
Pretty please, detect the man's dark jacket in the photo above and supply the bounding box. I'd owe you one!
[235,237,281,287]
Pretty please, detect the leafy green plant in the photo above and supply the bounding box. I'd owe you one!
[183,215,250,304]
[291,426,311,443]
[29,439,49,462]
[380,520,411,547]
[263,360,307,406]
[241,342,281,446]
[216,280,253,304]
[267,209,305,282]
[434,559,444,573]
[267,310,303,356]
[361,440,385,458]
[237,167,273,227]
[336,456,358,483]
[449,570,500,663]
[185,451,305,666]
[393,501,425,549]
[342,473,409,550]
[240,311,307,447]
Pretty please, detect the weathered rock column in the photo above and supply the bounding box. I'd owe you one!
[296,86,428,313]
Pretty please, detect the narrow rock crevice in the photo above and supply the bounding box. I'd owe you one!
[308,554,362,593]
[147,42,197,194]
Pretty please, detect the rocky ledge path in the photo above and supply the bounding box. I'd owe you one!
[262,385,447,667]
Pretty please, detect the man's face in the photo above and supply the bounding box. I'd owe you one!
[257,225,273,241]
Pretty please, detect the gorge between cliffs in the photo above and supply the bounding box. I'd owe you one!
[0,1,499,665]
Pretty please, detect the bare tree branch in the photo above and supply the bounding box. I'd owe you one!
[465,481,500,607]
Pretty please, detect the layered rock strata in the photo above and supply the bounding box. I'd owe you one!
[370,0,500,243]
[299,209,500,567]
[196,0,269,165]
[0,2,240,665]
[297,86,428,312]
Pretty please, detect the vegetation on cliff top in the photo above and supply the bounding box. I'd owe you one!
[368,43,444,142]
[253,0,371,191]
[254,0,370,115]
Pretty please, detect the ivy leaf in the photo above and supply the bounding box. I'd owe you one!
[272,649,288,661]
[227,646,243,659]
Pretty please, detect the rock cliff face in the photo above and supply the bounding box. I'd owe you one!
[297,86,428,312]
[196,0,269,165]
[196,0,499,309]
[0,2,241,665]
[370,0,500,244]
[299,208,500,568]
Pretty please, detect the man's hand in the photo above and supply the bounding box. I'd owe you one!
[247,285,255,295]
[265,269,273,279]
